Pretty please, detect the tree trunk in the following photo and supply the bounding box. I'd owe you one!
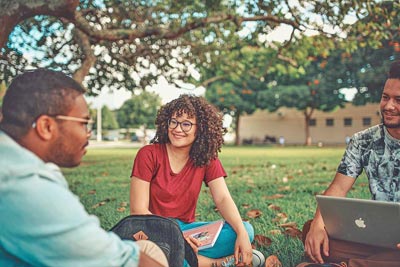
[303,107,314,146]
[0,0,78,49]
[234,112,240,146]
[142,125,147,145]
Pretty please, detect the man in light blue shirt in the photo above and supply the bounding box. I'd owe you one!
[0,69,167,267]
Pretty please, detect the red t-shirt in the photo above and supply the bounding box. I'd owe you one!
[131,143,227,222]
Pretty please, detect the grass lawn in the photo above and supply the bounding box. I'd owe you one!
[63,145,370,267]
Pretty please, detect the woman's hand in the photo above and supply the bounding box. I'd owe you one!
[234,231,253,266]
[184,235,201,255]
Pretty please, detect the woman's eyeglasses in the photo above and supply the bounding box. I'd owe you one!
[168,118,196,132]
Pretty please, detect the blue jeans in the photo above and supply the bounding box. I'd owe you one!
[176,219,254,267]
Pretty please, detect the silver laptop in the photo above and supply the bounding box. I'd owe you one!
[316,195,400,248]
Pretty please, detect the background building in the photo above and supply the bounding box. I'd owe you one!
[239,103,381,145]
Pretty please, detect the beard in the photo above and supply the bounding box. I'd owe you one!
[382,114,400,128]
[50,134,86,168]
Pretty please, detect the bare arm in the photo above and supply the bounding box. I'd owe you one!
[208,178,253,266]
[139,252,167,267]
[130,176,152,215]
[305,172,356,264]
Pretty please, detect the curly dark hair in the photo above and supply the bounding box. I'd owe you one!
[151,94,227,167]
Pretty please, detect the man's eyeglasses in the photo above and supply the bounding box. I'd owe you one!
[55,115,94,133]
[32,115,94,133]
[168,118,196,132]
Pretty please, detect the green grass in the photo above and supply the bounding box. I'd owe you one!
[63,146,370,267]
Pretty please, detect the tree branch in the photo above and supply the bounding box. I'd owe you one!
[71,12,301,43]
[0,0,79,50]
[72,29,96,85]
[201,75,226,87]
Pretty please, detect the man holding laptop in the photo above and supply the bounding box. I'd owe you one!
[299,61,400,267]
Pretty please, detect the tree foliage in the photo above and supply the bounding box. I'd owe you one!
[2,0,398,96]
[117,91,161,130]
[91,105,119,130]
[202,1,399,145]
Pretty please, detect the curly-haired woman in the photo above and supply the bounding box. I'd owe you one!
[129,94,264,267]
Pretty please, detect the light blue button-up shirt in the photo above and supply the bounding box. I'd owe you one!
[0,130,140,266]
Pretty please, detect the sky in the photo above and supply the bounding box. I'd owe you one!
[86,76,205,109]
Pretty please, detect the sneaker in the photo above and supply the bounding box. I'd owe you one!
[296,262,347,267]
[219,250,266,267]
[252,249,266,267]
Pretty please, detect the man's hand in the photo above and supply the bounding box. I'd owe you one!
[304,220,330,264]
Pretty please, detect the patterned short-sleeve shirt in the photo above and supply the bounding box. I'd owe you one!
[337,124,400,201]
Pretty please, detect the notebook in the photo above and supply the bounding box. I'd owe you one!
[182,220,224,250]
[316,195,400,249]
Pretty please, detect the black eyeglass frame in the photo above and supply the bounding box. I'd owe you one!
[167,118,197,132]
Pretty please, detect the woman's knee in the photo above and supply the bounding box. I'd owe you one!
[243,221,255,242]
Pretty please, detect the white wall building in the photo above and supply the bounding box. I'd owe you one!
[239,103,381,145]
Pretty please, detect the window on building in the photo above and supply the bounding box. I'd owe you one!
[344,118,352,127]
[309,118,316,126]
[326,118,334,126]
[363,117,371,126]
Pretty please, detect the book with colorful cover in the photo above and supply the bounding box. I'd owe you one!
[182,220,224,250]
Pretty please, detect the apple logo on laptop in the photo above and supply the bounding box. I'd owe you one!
[355,218,366,228]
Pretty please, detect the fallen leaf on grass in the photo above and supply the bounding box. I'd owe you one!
[268,229,282,235]
[88,189,96,195]
[264,194,285,200]
[92,201,106,209]
[279,222,297,228]
[268,204,281,211]
[278,186,290,191]
[246,209,262,218]
[284,226,302,239]
[117,207,126,212]
[271,212,288,223]
[265,255,282,267]
[253,234,272,247]
[242,203,250,209]
[120,202,128,207]
[91,198,111,209]
[247,179,255,186]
